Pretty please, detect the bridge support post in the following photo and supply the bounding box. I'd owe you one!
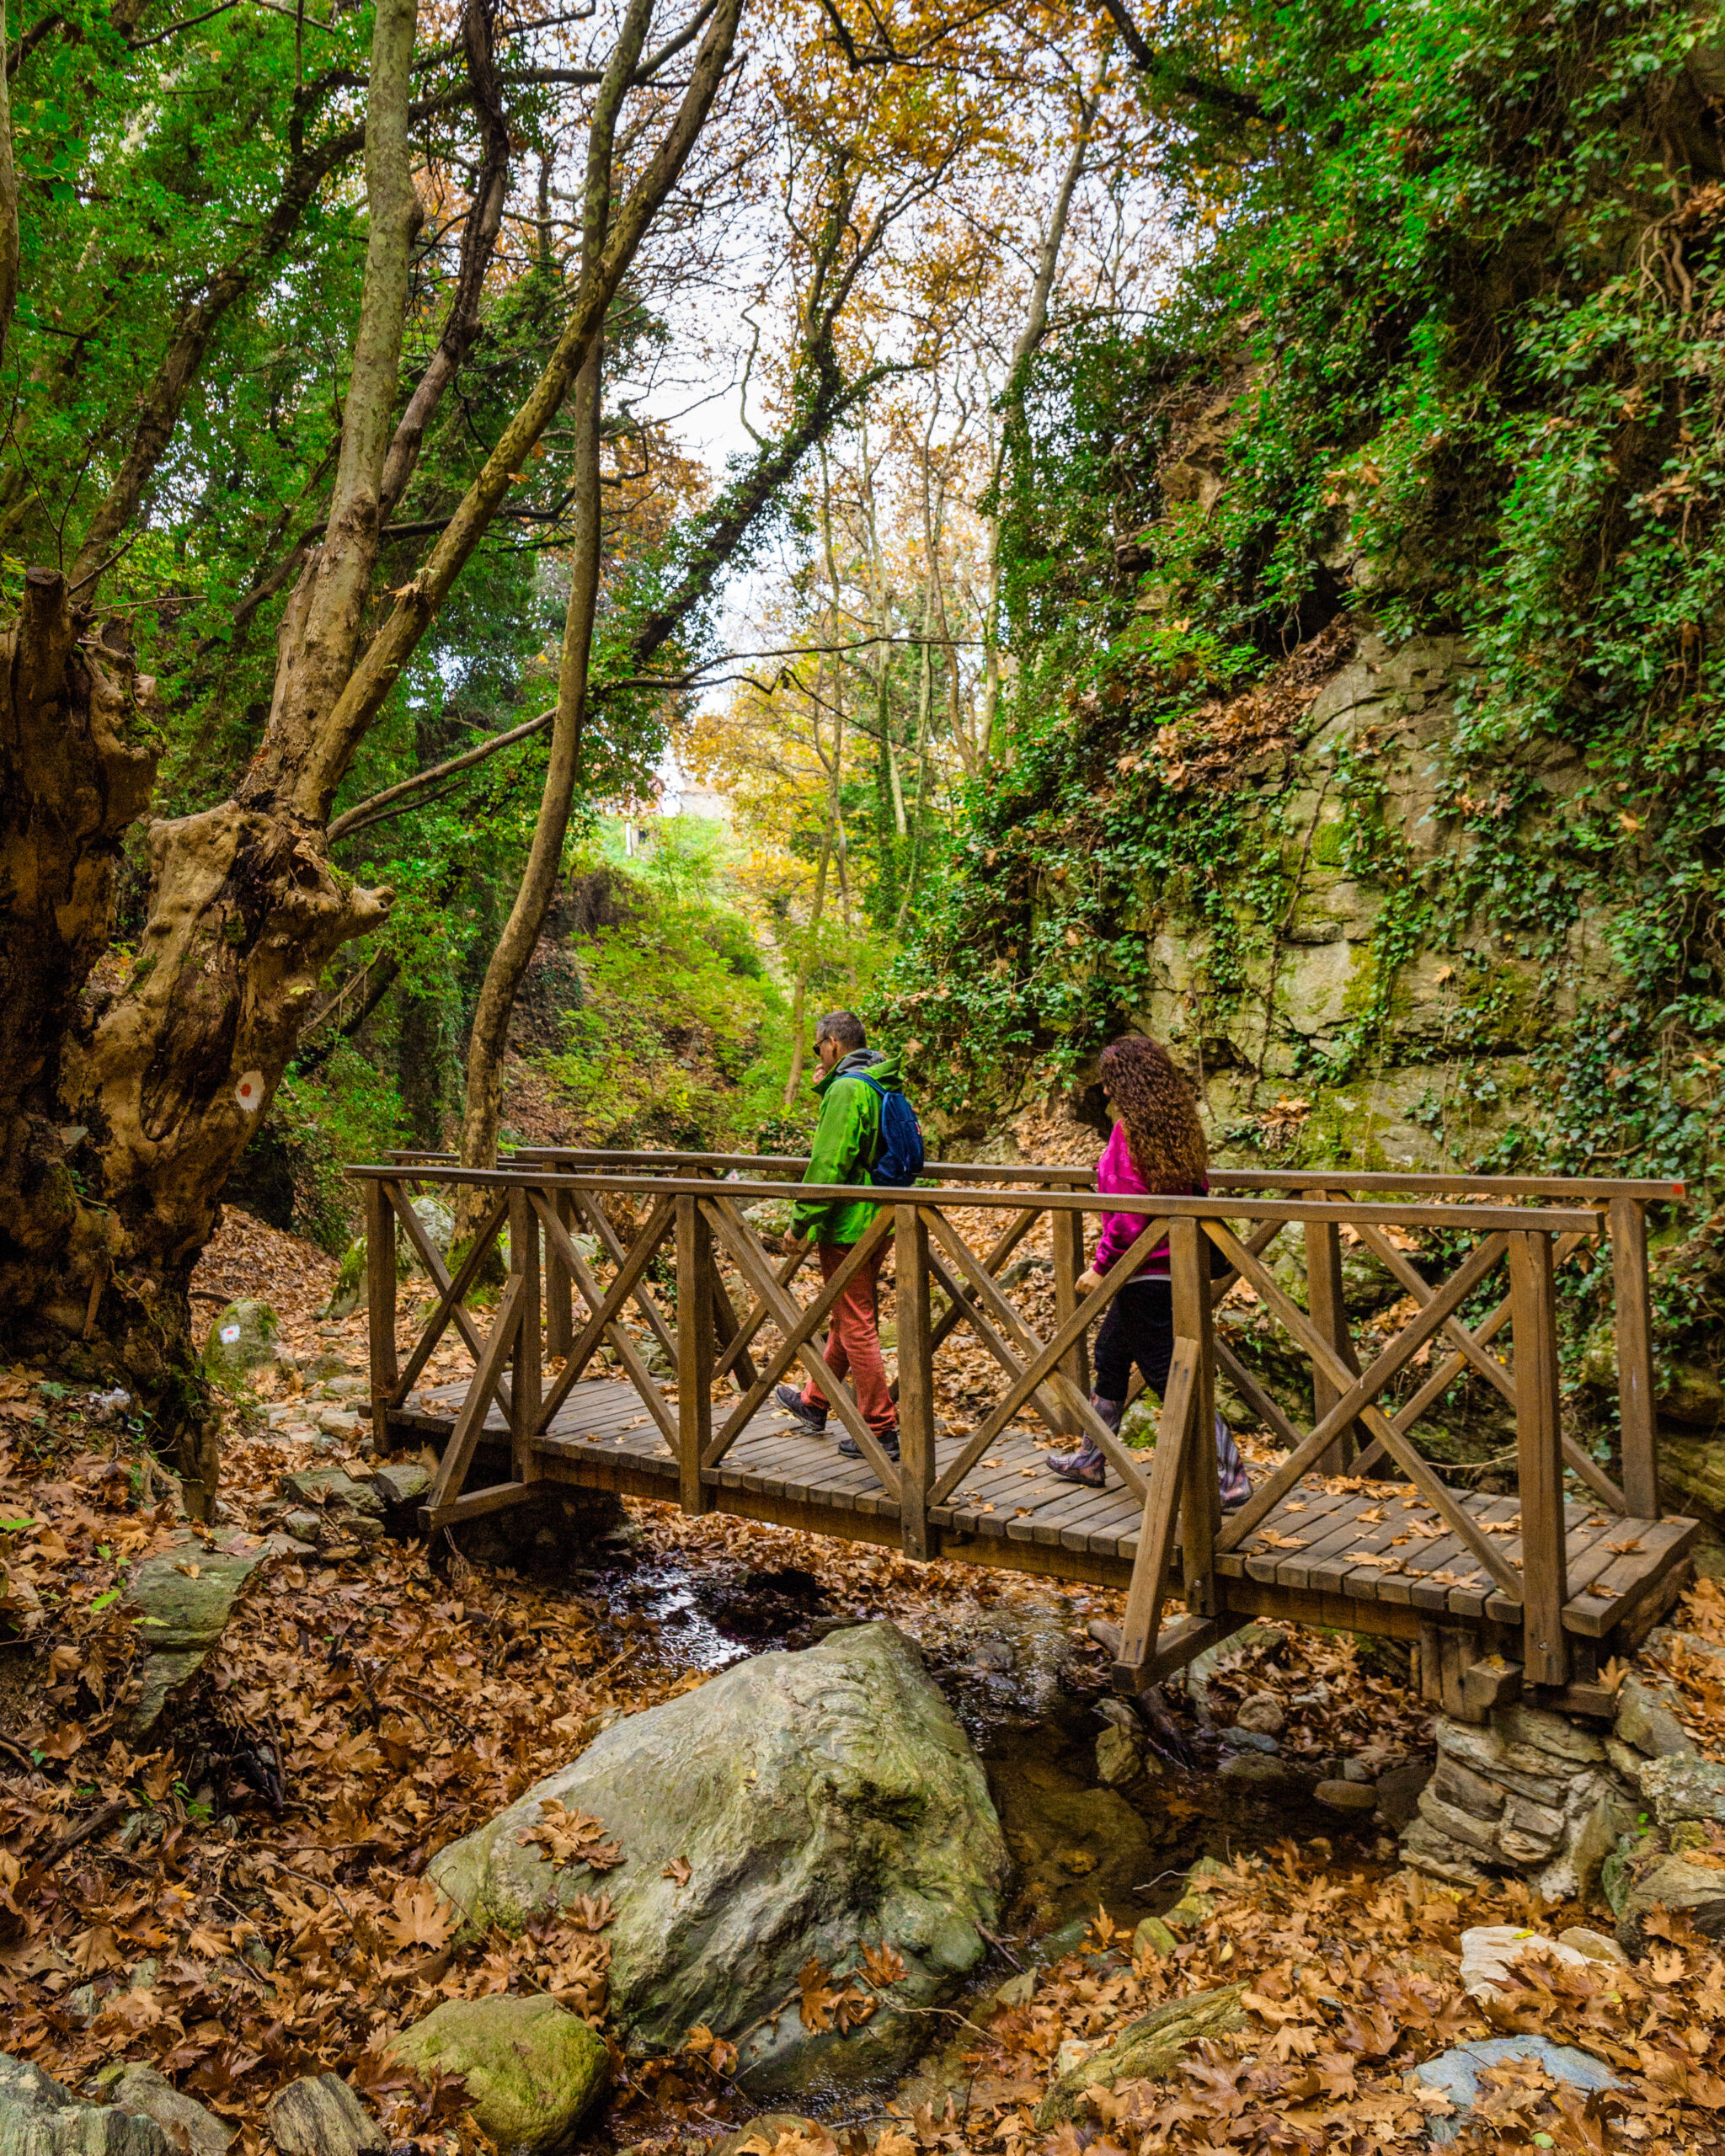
[1303,1199,1361,1474]
[1610,1197,1659,1517]
[1510,1229,1567,1686]
[1051,1208,1092,1433]
[896,1204,935,1561]
[676,1195,713,1513]
[1170,1217,1219,1617]
[365,1178,398,1412]
[508,1185,542,1482]
[546,1191,574,1363]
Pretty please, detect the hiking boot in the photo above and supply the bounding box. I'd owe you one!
[775,1384,826,1433]
[838,1428,900,1463]
[1048,1444,1106,1488]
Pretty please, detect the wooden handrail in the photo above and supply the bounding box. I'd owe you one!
[352,1165,1599,1235]
[388,1143,1684,1203]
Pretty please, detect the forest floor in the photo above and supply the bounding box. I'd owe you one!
[1,1210,1724,2156]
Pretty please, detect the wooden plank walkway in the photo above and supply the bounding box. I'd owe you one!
[420,1374,1695,1641]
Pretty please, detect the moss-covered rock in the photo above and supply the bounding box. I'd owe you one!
[1032,1988,1247,2126]
[387,1995,606,2152]
[426,1623,1005,2093]
[202,1299,280,1384]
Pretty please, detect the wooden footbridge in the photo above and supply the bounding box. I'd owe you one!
[352,1148,1696,1722]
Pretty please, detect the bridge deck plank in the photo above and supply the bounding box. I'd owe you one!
[410,1376,1693,1641]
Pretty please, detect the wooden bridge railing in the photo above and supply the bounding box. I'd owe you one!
[351,1150,1685,1705]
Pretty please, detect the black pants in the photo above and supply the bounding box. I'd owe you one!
[1092,1278,1175,1402]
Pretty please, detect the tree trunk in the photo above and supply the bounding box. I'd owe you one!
[0,0,745,1515]
[456,340,605,1216]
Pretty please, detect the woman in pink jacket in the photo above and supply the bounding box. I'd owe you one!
[1049,1034,1250,1505]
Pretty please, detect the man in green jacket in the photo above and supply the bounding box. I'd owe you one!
[775,1009,903,1463]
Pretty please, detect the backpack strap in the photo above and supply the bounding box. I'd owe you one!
[849,1071,889,1171]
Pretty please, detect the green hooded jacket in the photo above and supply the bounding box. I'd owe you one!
[792,1049,903,1246]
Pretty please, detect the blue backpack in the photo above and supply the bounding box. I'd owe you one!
[853,1073,926,1187]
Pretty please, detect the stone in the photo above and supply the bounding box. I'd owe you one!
[263,2078,382,2156]
[1417,1788,1501,1858]
[324,1243,366,1323]
[1639,1753,1725,1826]
[1220,1726,1279,1754]
[1033,1990,1246,2126]
[1163,1856,1231,1929]
[1316,1778,1377,1812]
[425,1623,1005,2091]
[1558,1926,1629,1967]
[0,2055,172,2156]
[1413,2036,1621,2146]
[1498,1795,1567,1865]
[1131,1915,1179,1961]
[1086,1619,1124,1655]
[317,1408,360,1439]
[387,1995,606,2152]
[1544,1795,1624,1908]
[126,1534,284,1732]
[1095,1725,1144,1788]
[1185,1625,1286,1726]
[1233,1691,1285,1736]
[1615,1673,1696,1760]
[95,2071,231,2156]
[1375,1758,1434,1831]
[282,1468,385,1521]
[203,1300,282,1385]
[372,1461,432,1510]
[1399,1817,1491,1886]
[1433,1753,1504,1821]
[1616,1854,1725,1953]
[1494,1701,1608,1767]
[1458,1927,1591,2000]
[992,1972,1038,2007]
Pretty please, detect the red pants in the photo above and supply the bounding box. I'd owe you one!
[801,1239,898,1438]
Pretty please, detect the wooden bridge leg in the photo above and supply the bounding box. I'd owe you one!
[1052,1208,1090,1434]
[1511,1229,1567,1686]
[1304,1206,1361,1474]
[896,1204,935,1561]
[1170,1218,1220,1618]
[676,1194,713,1514]
[509,1186,542,1483]
[1610,1196,1659,1517]
[546,1191,574,1363]
[365,1179,398,1419]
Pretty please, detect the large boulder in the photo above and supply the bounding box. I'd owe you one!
[426,1622,1006,2091]
[0,2054,170,2156]
[387,1996,606,2151]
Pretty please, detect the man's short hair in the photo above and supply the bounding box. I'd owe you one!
[815,1009,866,1052]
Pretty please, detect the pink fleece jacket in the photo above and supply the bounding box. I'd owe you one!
[1090,1122,1206,1279]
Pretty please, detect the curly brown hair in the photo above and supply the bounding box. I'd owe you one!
[1099,1035,1208,1190]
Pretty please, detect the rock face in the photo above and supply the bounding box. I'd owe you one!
[126,1533,287,1732]
[387,1996,607,2152]
[1032,1990,1247,2126]
[427,1623,1007,2090]
[0,2055,171,2156]
[202,1299,281,1385]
